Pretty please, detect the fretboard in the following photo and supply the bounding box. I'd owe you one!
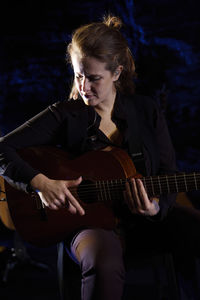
[94,172,200,201]
[141,172,200,197]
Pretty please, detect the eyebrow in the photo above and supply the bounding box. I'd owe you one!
[75,72,101,77]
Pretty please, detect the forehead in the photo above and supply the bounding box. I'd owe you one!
[71,54,108,75]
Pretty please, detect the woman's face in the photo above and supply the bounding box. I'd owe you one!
[71,54,120,107]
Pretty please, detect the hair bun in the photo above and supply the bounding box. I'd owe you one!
[103,15,122,29]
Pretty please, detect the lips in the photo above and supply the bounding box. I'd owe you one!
[85,94,93,99]
[83,94,94,99]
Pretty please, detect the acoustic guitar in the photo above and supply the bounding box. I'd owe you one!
[0,176,15,230]
[3,146,200,247]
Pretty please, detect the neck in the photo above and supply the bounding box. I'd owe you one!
[95,89,116,118]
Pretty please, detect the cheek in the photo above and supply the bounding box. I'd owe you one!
[75,78,81,91]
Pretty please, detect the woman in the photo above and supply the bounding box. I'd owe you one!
[0,15,195,300]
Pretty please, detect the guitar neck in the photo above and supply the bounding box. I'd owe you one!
[142,172,200,197]
[95,172,200,200]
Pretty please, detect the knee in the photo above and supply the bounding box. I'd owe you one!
[81,248,125,280]
[96,256,125,280]
[71,229,125,278]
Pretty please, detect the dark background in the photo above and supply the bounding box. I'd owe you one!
[0,1,200,299]
[0,0,200,173]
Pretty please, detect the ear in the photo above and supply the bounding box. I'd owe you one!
[113,65,123,81]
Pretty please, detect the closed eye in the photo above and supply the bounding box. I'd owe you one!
[75,74,84,80]
[75,73,101,82]
[87,76,101,82]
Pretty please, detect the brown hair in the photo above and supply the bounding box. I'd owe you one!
[67,15,136,99]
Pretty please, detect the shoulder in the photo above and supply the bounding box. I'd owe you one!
[121,93,159,118]
[125,94,157,110]
[50,98,86,113]
[47,98,88,121]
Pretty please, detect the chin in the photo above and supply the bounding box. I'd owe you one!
[83,97,98,107]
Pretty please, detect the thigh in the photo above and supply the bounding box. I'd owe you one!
[70,228,124,264]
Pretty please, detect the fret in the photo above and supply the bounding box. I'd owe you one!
[155,175,169,195]
[183,174,188,192]
[157,176,162,195]
[176,173,198,192]
[109,179,114,203]
[198,173,200,190]
[149,176,161,196]
[168,174,179,193]
[166,175,170,193]
[153,176,165,195]
[187,173,199,192]
[150,177,155,196]
[119,179,124,191]
[178,173,186,192]
[101,180,107,202]
[175,174,185,192]
[106,180,112,203]
[113,179,120,202]
[94,172,200,202]
[95,181,99,202]
[194,173,198,190]
[98,181,104,202]
[142,177,147,194]
[144,177,154,197]
[174,174,178,192]
[110,179,116,201]
[95,181,98,202]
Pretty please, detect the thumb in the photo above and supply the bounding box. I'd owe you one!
[68,176,82,187]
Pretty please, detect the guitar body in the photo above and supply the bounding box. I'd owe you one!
[5,146,137,247]
[0,176,15,230]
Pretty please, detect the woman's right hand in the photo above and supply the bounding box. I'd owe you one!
[30,173,85,215]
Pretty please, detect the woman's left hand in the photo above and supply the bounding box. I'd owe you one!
[124,178,160,216]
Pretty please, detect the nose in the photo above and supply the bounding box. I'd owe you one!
[81,77,91,93]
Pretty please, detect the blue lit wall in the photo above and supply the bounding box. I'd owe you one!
[0,0,200,173]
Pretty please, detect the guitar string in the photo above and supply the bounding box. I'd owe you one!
[31,174,200,205]
[68,173,200,191]
[68,175,200,198]
[4,174,200,202]
[69,184,199,197]
[69,174,200,190]
[32,173,200,204]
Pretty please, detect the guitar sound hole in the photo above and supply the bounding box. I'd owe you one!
[77,179,97,204]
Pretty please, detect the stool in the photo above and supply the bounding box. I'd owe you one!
[57,242,81,300]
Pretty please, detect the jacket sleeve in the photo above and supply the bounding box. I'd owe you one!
[0,101,73,192]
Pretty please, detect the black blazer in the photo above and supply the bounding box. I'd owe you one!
[0,93,177,218]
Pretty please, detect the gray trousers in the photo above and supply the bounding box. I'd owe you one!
[70,229,125,300]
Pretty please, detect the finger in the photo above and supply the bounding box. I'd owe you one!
[53,192,67,206]
[64,176,85,215]
[53,199,64,208]
[67,194,85,215]
[136,179,151,209]
[65,189,85,216]
[66,176,82,187]
[49,203,59,210]
[64,197,77,214]
[125,181,136,213]
[44,199,59,210]
[129,178,152,215]
[130,178,141,208]
[67,202,78,215]
[38,192,63,210]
